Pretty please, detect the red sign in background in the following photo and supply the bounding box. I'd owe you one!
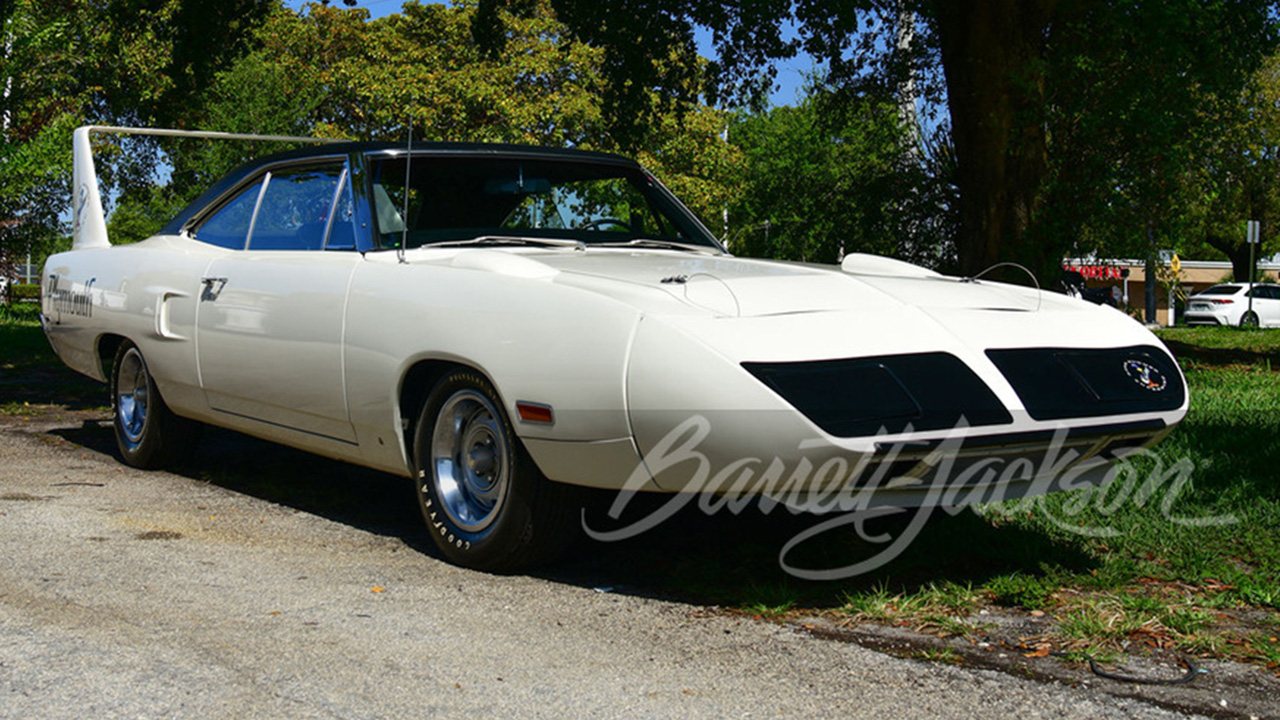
[1064,265,1124,281]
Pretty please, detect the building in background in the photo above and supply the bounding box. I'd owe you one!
[1063,258,1280,326]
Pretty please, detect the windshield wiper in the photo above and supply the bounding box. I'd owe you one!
[592,237,717,253]
[428,235,586,250]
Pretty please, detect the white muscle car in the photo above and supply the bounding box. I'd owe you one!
[42,126,1188,570]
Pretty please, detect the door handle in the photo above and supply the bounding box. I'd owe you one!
[201,277,228,286]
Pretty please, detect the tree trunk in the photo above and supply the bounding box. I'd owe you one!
[933,0,1057,280]
[1233,244,1254,283]
[1204,234,1256,283]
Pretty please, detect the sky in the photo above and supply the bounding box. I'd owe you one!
[285,0,815,107]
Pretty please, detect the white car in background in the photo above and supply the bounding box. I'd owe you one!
[41,126,1188,571]
[1184,283,1280,328]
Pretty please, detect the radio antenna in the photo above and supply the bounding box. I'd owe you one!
[398,118,413,264]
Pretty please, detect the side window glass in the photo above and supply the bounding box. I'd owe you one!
[194,180,264,249]
[249,164,344,251]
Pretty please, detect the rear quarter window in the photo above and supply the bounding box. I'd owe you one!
[195,182,262,250]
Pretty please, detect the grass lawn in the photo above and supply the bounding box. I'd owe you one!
[949,326,1280,664]
[0,301,58,367]
[1158,326,1280,356]
[0,301,104,411]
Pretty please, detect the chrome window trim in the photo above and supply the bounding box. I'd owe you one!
[321,166,352,251]
[243,171,272,250]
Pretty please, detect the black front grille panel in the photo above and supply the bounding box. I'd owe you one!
[986,345,1185,421]
[743,352,1012,438]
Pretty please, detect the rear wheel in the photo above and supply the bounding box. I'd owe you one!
[1240,311,1260,328]
[111,341,200,468]
[412,369,576,570]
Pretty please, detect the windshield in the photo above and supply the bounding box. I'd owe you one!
[366,154,720,251]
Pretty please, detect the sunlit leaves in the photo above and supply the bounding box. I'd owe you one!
[0,0,276,261]
[727,92,907,264]
[236,0,608,147]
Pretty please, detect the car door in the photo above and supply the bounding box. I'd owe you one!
[193,158,361,444]
[1258,285,1280,327]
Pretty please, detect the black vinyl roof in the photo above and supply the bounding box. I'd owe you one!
[160,142,640,236]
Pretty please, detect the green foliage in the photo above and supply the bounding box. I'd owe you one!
[986,573,1053,610]
[185,0,741,231]
[487,0,1280,278]
[0,300,55,369]
[6,0,1279,273]
[1038,2,1280,269]
[3,0,740,251]
[628,102,742,238]
[167,48,331,189]
[1156,326,1280,356]
[0,0,277,260]
[911,648,963,665]
[0,112,77,264]
[237,0,609,146]
[727,93,907,263]
[740,582,799,617]
[1183,55,1280,276]
[106,186,189,245]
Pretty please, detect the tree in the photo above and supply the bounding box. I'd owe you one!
[0,0,275,264]
[926,0,1054,277]
[727,91,906,263]
[1036,1,1279,278]
[1183,55,1280,280]
[477,0,1278,283]
[473,0,1052,274]
[108,0,741,242]
[225,0,612,147]
[629,99,742,238]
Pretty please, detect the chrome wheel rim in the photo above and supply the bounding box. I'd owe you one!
[1242,312,1259,328]
[430,389,510,533]
[116,347,150,450]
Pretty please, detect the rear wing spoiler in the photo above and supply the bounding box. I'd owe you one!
[71,126,338,250]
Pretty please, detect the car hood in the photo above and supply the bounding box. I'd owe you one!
[431,247,1067,318]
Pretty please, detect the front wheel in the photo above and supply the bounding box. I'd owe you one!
[1240,311,1260,328]
[111,341,200,468]
[413,369,576,570]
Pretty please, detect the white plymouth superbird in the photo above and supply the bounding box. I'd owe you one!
[42,127,1187,569]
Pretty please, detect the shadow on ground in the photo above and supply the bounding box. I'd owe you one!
[0,363,105,410]
[1163,338,1279,370]
[53,418,1098,609]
